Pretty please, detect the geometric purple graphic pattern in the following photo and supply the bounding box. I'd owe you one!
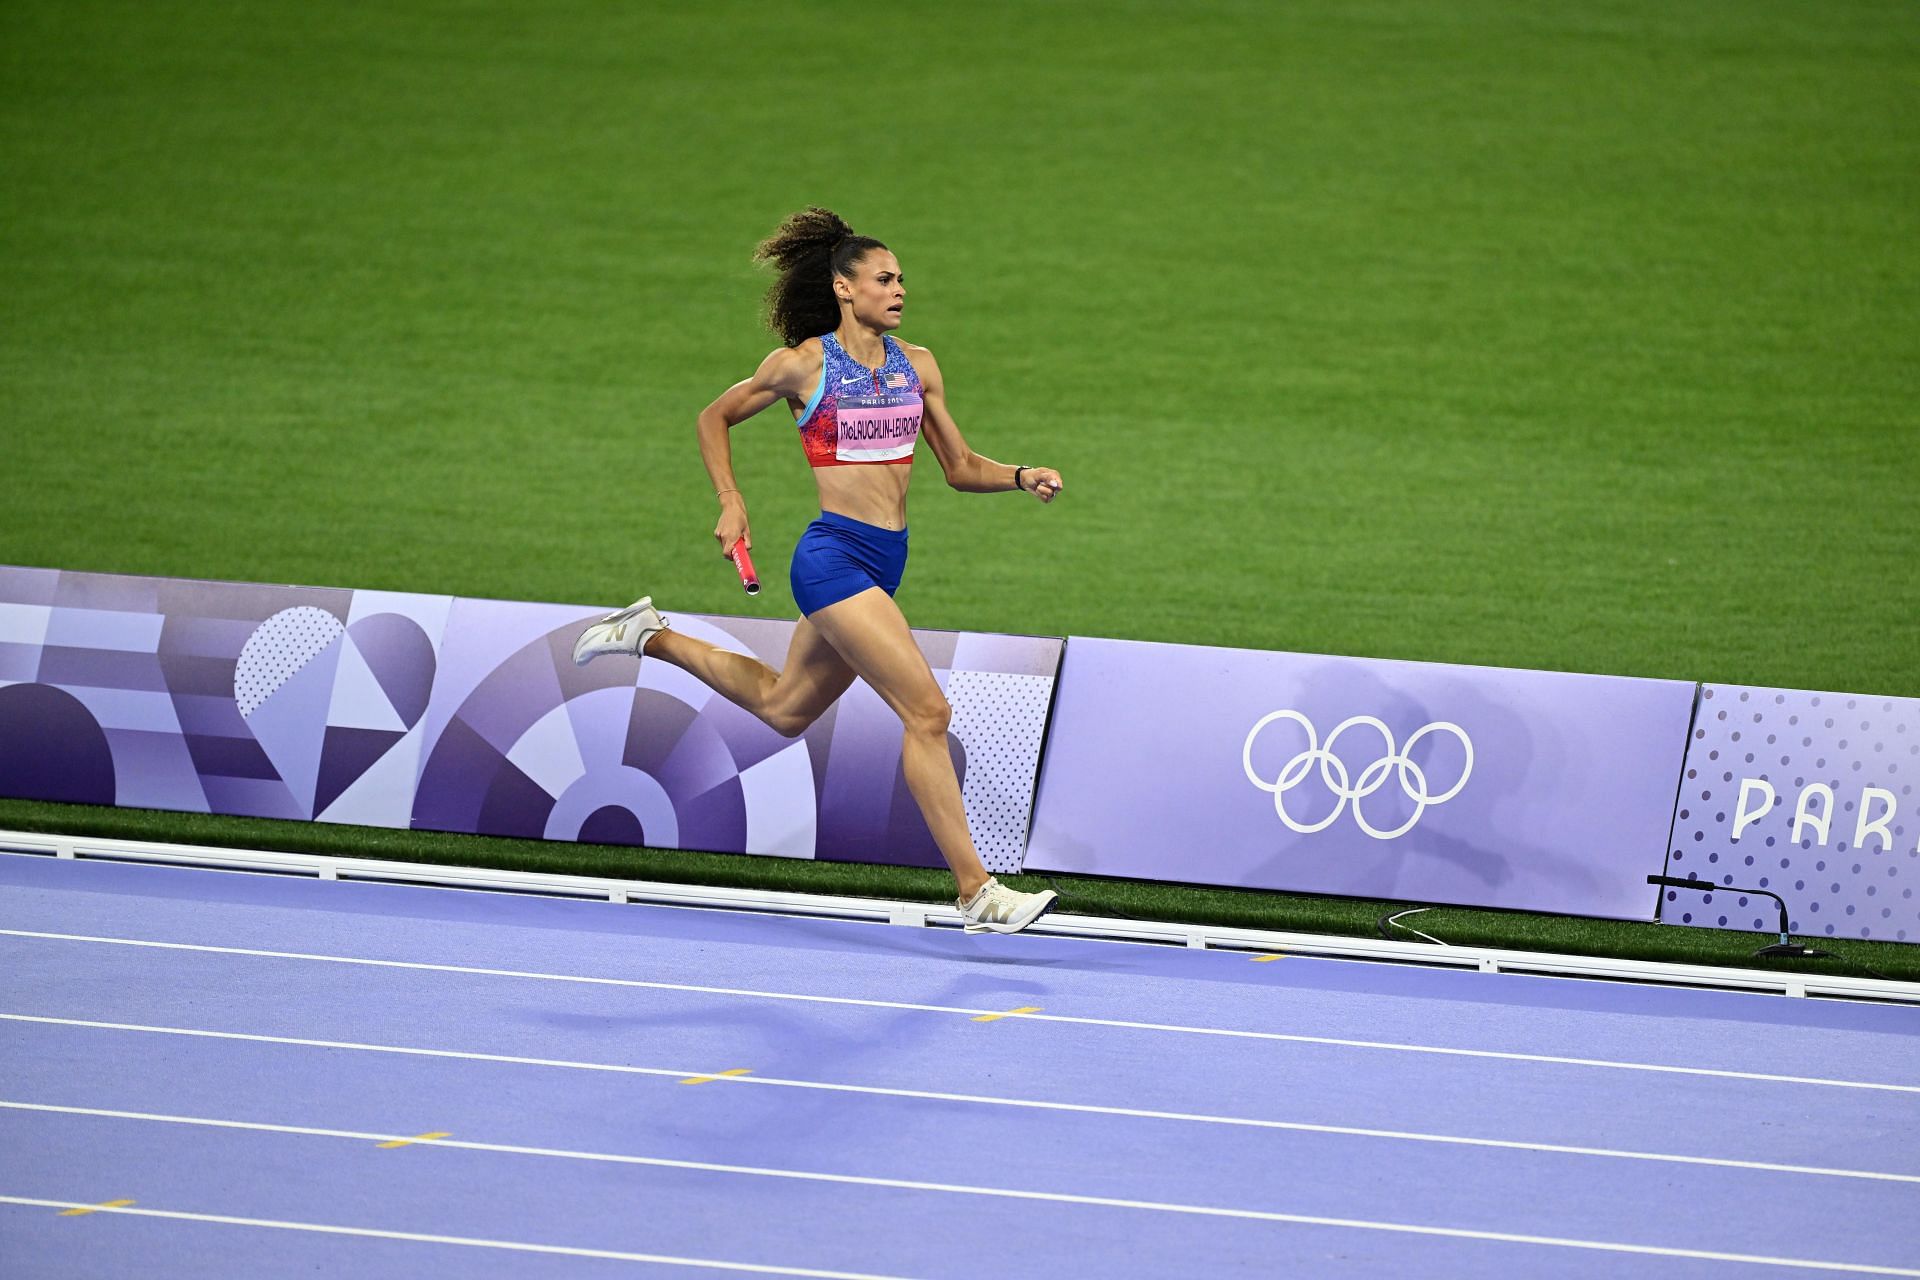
[0,565,446,825]
[1663,684,1918,941]
[0,566,1060,874]
[0,682,117,805]
[410,597,1060,871]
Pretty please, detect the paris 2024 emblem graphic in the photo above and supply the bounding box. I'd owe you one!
[1242,710,1474,840]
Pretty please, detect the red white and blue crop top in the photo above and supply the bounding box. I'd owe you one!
[793,333,924,468]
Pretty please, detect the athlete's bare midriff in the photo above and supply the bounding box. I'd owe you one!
[811,463,912,531]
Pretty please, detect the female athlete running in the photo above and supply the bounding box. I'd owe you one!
[574,207,1064,935]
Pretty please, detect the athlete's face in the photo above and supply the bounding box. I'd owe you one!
[836,251,906,330]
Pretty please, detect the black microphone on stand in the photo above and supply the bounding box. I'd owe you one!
[1649,875,1832,959]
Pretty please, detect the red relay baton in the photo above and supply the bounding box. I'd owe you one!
[726,542,760,596]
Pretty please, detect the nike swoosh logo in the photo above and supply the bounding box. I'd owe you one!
[840,376,865,384]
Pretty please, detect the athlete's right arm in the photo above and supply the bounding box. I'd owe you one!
[697,345,815,555]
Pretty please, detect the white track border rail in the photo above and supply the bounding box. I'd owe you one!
[2,829,1914,1005]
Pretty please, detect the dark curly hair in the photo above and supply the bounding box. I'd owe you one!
[754,207,889,347]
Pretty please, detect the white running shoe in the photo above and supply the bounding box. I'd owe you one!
[571,597,670,667]
[958,877,1058,935]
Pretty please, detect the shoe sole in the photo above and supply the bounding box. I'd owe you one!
[962,890,1059,935]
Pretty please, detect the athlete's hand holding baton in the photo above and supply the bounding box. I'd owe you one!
[726,540,760,595]
[713,490,758,596]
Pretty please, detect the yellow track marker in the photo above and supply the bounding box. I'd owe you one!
[60,1199,134,1216]
[1250,953,1285,962]
[971,1006,1043,1023]
[376,1131,450,1150]
[678,1068,752,1086]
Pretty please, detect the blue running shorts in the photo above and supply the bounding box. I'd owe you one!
[790,511,909,616]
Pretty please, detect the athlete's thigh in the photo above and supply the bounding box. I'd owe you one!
[805,587,943,721]
[773,613,858,719]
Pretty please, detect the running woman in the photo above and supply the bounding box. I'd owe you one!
[574,207,1065,935]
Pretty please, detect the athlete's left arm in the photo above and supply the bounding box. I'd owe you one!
[906,345,1063,502]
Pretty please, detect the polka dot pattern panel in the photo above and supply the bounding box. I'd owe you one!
[236,606,345,718]
[1666,684,1918,942]
[948,671,1056,874]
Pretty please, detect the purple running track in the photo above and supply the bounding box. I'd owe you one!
[1,852,1917,1279]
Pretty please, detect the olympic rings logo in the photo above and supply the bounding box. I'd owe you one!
[1241,711,1473,840]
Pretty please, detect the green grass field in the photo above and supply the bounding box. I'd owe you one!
[3,1,1916,975]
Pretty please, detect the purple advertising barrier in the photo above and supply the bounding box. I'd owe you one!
[1662,684,1918,942]
[0,565,452,825]
[1025,637,1697,918]
[410,597,1058,872]
[0,567,1060,874]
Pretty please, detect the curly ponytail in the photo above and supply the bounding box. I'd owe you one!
[753,207,888,347]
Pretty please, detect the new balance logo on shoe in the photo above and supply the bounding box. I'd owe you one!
[959,878,1058,935]
[976,899,1016,925]
[572,597,669,668]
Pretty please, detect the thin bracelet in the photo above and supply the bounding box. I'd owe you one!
[1012,467,1028,493]
[715,488,741,498]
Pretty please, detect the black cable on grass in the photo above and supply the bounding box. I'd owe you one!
[1650,875,1832,960]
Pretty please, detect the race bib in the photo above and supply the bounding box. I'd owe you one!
[835,395,922,463]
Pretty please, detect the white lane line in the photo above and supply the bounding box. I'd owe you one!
[1,1114,1915,1276]
[0,1194,911,1278]
[4,927,1917,1094]
[5,1019,1917,1186]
